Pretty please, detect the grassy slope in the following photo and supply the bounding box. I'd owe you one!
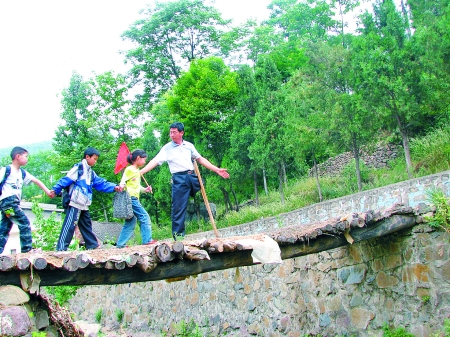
[166,127,450,239]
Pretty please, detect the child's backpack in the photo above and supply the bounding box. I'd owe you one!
[62,163,84,209]
[0,165,26,197]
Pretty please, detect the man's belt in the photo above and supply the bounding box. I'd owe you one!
[172,170,194,175]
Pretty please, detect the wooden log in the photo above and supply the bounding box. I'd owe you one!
[199,239,211,250]
[0,214,419,287]
[16,258,30,271]
[209,242,224,253]
[104,261,115,270]
[0,255,14,271]
[276,235,286,243]
[90,262,105,268]
[155,243,175,262]
[335,221,347,232]
[350,214,363,228]
[136,255,157,273]
[63,257,78,272]
[308,230,318,239]
[31,257,47,270]
[76,253,90,269]
[125,254,139,267]
[222,242,236,252]
[172,241,184,254]
[321,224,335,234]
[185,249,210,261]
[115,261,126,270]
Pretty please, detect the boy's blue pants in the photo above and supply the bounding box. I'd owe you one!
[0,196,32,254]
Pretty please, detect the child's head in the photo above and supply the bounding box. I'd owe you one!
[127,149,148,166]
[83,147,101,167]
[10,146,29,166]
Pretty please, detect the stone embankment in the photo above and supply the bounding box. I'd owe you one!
[0,286,58,337]
[67,171,450,336]
[311,143,401,176]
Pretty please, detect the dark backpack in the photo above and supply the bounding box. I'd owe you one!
[0,165,26,197]
[62,163,84,209]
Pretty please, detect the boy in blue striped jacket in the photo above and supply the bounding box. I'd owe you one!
[50,147,122,251]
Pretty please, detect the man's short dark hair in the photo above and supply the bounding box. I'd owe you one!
[170,122,184,132]
[84,147,100,158]
[10,146,28,159]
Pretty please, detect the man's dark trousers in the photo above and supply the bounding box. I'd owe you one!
[171,173,200,238]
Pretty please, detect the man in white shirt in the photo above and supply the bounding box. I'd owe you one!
[141,122,229,239]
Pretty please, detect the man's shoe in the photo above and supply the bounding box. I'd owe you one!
[173,233,185,241]
[145,240,158,245]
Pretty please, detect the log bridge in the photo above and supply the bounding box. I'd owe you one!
[0,203,433,290]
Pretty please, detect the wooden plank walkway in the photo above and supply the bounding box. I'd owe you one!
[0,203,431,289]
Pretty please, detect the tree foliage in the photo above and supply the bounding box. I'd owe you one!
[122,0,235,111]
[41,0,450,228]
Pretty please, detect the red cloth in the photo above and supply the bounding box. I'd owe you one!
[114,142,130,174]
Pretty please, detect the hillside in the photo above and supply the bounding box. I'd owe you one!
[0,140,53,159]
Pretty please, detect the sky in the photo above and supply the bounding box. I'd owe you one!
[0,0,271,149]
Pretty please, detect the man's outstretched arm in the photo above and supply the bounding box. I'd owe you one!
[196,157,230,179]
[140,159,159,175]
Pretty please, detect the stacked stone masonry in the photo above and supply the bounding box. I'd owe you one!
[67,171,450,336]
[311,143,401,177]
[0,286,59,337]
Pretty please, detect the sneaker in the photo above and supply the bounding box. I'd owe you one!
[173,233,185,241]
[144,240,158,245]
[23,248,43,254]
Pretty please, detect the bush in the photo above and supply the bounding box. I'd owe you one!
[411,126,450,174]
[426,188,450,236]
[382,324,415,337]
[95,308,103,323]
[45,286,79,306]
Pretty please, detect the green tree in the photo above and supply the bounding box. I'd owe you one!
[250,55,288,203]
[267,0,337,43]
[352,0,421,178]
[93,71,143,141]
[165,56,238,205]
[54,71,143,221]
[167,57,237,167]
[408,0,450,127]
[284,69,333,201]
[31,201,61,251]
[21,150,58,204]
[53,71,95,168]
[122,0,235,111]
[228,65,260,208]
[140,122,168,226]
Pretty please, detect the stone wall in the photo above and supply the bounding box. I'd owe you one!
[68,171,450,336]
[0,286,58,337]
[311,143,402,177]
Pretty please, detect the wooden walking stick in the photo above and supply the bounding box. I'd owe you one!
[193,160,220,238]
[141,174,151,190]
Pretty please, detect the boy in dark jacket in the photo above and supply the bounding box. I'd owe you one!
[50,147,122,251]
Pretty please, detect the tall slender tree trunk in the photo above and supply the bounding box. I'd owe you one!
[103,203,108,222]
[352,135,363,192]
[219,187,232,213]
[281,160,287,186]
[230,183,239,211]
[313,156,323,202]
[395,114,413,179]
[278,164,285,205]
[263,168,268,196]
[253,171,259,206]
